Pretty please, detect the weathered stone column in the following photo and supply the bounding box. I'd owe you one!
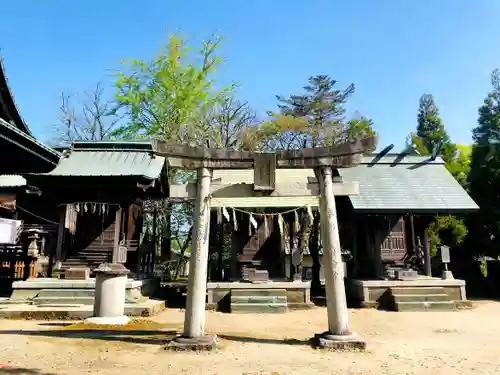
[86,263,130,325]
[169,167,216,350]
[313,166,365,349]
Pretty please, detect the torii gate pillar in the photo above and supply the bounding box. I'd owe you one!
[314,166,365,349]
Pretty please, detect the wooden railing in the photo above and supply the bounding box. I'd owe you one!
[0,245,36,280]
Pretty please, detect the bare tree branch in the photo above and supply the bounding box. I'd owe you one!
[53,81,122,145]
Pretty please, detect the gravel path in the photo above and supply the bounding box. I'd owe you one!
[0,300,499,375]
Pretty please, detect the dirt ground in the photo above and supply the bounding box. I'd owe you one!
[0,301,499,375]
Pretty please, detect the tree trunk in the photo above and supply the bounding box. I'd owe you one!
[309,211,322,295]
[174,226,192,279]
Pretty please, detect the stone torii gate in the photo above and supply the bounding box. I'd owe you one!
[153,136,377,350]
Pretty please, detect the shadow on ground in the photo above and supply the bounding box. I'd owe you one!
[0,367,55,375]
[0,326,312,347]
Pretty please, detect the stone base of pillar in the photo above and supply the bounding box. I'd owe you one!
[165,334,218,351]
[312,331,366,350]
[441,270,454,280]
[85,316,130,326]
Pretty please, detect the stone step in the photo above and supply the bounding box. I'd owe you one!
[231,289,287,297]
[230,303,288,314]
[76,250,112,255]
[0,298,29,305]
[394,301,456,312]
[32,296,95,306]
[390,287,445,296]
[66,256,109,261]
[231,295,288,304]
[392,294,449,303]
[36,289,95,298]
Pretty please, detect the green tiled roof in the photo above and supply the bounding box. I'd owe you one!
[211,153,478,213]
[338,154,479,213]
[34,141,165,179]
[0,175,26,187]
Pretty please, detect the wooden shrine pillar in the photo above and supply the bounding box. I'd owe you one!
[423,227,432,277]
[112,207,123,263]
[55,205,66,263]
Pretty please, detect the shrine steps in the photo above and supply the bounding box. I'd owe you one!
[32,289,95,306]
[230,289,288,313]
[1,278,165,319]
[61,250,112,273]
[389,287,456,312]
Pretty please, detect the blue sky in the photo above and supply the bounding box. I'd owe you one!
[2,0,500,150]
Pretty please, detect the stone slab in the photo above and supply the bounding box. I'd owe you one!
[0,299,165,319]
[231,289,287,297]
[392,294,449,303]
[230,296,287,304]
[230,303,288,314]
[12,278,151,289]
[64,267,90,280]
[390,287,447,296]
[36,289,95,298]
[33,297,95,306]
[165,334,217,351]
[207,281,311,290]
[352,278,465,288]
[394,301,456,312]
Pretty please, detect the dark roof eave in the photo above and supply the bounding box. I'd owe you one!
[0,58,32,135]
[0,118,60,165]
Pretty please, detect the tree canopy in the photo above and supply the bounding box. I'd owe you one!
[468,69,500,257]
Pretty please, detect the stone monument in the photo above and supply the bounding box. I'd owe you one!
[85,263,130,325]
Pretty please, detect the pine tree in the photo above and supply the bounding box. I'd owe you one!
[411,94,466,256]
[468,69,500,256]
[416,94,455,162]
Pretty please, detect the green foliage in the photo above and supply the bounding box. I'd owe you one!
[468,68,500,257]
[112,33,231,144]
[410,94,468,253]
[427,216,468,256]
[446,144,472,189]
[248,75,376,151]
[416,94,455,161]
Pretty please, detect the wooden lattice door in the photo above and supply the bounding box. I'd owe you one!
[380,217,407,263]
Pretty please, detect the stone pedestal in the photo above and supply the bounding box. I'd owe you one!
[441,270,454,280]
[313,166,365,350]
[85,263,130,325]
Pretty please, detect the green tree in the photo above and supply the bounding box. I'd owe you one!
[416,94,456,162]
[112,33,259,273]
[249,75,376,292]
[468,69,500,257]
[409,94,467,257]
[112,33,231,145]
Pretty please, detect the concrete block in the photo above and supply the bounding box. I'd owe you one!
[230,303,287,314]
[392,294,449,303]
[230,289,287,297]
[64,268,90,280]
[394,301,456,312]
[33,296,95,306]
[230,296,287,304]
